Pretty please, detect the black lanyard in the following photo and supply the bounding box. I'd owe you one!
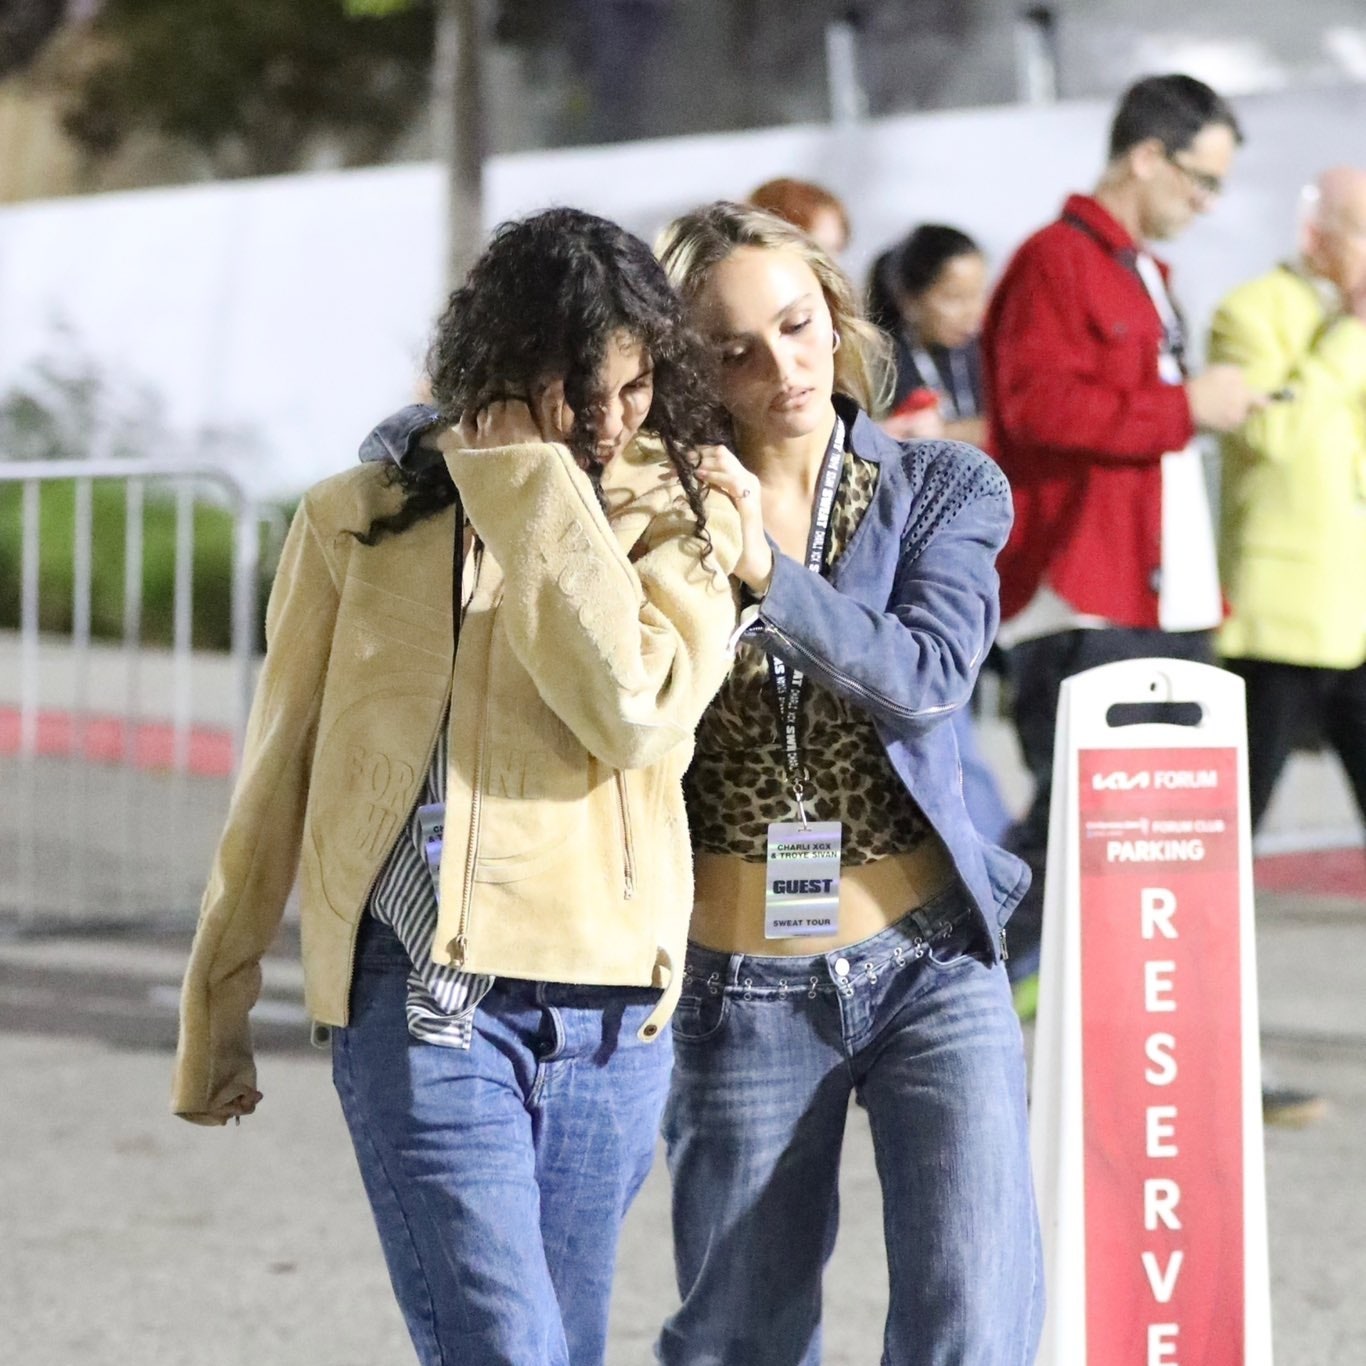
[1064,211,1188,378]
[451,496,466,669]
[769,417,845,819]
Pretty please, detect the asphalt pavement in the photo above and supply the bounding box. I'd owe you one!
[3,646,1362,1364]
[2,868,1364,1366]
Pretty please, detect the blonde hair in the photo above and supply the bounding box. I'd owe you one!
[657,201,894,417]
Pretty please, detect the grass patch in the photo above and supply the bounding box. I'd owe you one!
[0,479,285,651]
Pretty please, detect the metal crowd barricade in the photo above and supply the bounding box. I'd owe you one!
[0,459,274,932]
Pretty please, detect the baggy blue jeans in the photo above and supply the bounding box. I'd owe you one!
[657,885,1043,1366]
[332,913,671,1366]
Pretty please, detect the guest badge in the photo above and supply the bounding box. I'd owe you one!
[764,820,843,939]
[417,801,445,900]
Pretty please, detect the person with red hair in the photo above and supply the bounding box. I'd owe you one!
[748,176,851,257]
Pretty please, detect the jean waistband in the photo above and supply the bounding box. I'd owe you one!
[683,882,970,992]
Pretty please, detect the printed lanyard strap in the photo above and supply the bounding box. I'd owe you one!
[769,417,846,816]
[1064,212,1188,379]
[907,340,978,420]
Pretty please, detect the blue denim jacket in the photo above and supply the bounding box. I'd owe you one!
[738,398,1029,959]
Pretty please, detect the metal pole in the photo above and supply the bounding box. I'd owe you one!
[71,476,93,916]
[231,502,262,767]
[19,480,40,760]
[432,0,488,293]
[121,477,145,917]
[172,483,195,774]
[18,479,40,924]
[1015,5,1060,105]
[825,10,868,127]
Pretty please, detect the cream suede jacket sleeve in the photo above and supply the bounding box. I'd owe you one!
[172,496,339,1125]
[441,429,742,769]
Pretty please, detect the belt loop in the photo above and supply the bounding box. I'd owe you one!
[728,950,745,990]
[907,906,934,941]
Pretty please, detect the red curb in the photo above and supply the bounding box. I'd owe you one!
[1253,846,1366,898]
[0,707,234,777]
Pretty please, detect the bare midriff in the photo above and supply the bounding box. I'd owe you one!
[689,840,958,957]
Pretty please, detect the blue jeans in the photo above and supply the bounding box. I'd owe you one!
[333,914,672,1366]
[657,886,1043,1366]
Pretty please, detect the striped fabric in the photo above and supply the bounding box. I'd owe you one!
[369,719,493,1048]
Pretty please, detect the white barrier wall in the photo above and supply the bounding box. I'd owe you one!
[2,84,1364,497]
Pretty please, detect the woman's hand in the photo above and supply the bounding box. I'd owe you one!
[459,386,569,450]
[529,378,577,443]
[204,1084,263,1126]
[456,381,599,470]
[695,445,774,594]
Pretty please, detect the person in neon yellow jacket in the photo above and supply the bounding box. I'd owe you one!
[1209,166,1366,835]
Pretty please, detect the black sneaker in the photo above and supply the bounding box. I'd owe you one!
[1261,1084,1327,1128]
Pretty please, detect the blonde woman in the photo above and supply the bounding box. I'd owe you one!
[655,203,1042,1366]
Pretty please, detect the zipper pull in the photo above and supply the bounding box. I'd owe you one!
[727,602,763,652]
[999,927,1009,963]
[448,934,468,969]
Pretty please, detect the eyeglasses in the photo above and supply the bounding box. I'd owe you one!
[1164,152,1224,198]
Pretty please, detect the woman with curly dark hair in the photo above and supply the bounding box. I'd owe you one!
[172,207,741,1366]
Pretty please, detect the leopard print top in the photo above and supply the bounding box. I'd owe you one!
[685,448,935,864]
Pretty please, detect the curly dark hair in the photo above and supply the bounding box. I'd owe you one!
[368,207,724,542]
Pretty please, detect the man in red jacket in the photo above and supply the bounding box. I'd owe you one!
[981,75,1261,995]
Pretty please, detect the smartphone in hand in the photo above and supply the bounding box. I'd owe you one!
[892,387,941,419]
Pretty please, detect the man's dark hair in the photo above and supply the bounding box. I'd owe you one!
[1107,74,1244,161]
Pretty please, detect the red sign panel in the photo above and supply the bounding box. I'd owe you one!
[1078,746,1245,1366]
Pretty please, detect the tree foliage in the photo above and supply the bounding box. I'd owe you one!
[57,0,436,175]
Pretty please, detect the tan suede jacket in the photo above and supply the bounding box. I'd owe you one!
[173,431,739,1124]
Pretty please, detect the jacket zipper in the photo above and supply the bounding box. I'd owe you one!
[762,621,959,722]
[448,538,485,971]
[450,665,491,969]
[614,770,637,900]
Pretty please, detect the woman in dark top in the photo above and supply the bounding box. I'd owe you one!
[873,224,990,449]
